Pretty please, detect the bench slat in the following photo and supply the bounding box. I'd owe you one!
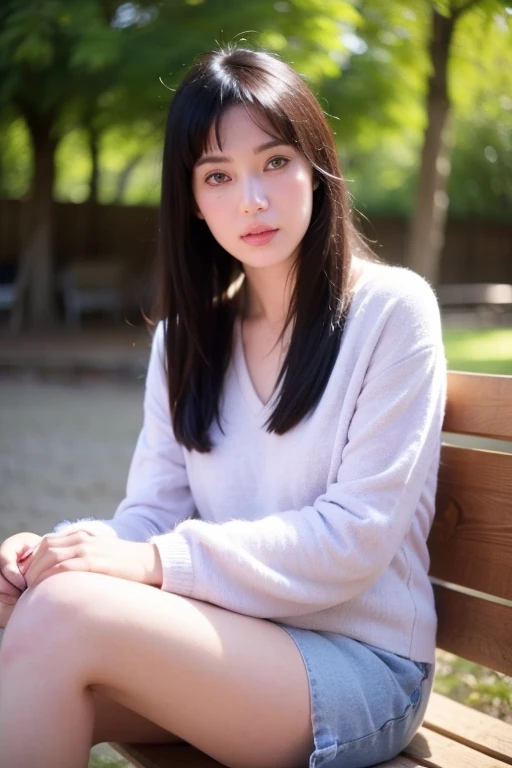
[444,372,512,441]
[404,726,511,767]
[112,743,429,768]
[112,742,223,767]
[110,741,468,768]
[113,716,512,768]
[375,757,426,767]
[433,584,512,676]
[430,445,512,600]
[423,692,512,765]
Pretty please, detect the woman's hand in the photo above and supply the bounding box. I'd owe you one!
[0,532,43,628]
[0,569,23,630]
[19,530,163,589]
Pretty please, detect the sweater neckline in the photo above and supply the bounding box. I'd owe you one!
[233,316,282,416]
[232,258,378,415]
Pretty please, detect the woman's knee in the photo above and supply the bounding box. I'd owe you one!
[0,572,98,669]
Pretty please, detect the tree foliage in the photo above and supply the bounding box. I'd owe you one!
[323,1,512,225]
[1,0,510,218]
[0,0,358,327]
[0,0,511,324]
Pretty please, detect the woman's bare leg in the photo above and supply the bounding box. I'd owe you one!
[0,642,182,745]
[0,572,313,768]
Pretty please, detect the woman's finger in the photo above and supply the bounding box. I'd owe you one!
[23,556,88,589]
[0,532,43,591]
[20,533,91,587]
[19,531,86,583]
[0,562,26,592]
[0,573,22,599]
[19,536,153,589]
[32,530,91,552]
[45,526,95,538]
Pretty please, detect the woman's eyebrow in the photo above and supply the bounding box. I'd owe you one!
[195,139,287,168]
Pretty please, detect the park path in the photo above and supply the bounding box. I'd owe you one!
[0,375,145,766]
[0,376,145,541]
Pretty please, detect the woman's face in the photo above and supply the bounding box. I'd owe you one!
[192,105,317,272]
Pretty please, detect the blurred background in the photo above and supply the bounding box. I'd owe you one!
[0,0,511,332]
[0,2,510,764]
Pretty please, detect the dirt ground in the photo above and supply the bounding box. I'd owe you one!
[0,375,145,541]
[0,374,147,764]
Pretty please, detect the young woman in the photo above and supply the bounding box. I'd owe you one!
[0,47,446,768]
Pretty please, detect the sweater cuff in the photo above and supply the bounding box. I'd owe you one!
[52,518,119,538]
[149,532,194,596]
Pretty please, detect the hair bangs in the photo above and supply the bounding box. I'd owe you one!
[181,59,301,171]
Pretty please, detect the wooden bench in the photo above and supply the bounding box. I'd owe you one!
[111,371,512,768]
[57,260,124,328]
[437,283,512,325]
[0,263,17,314]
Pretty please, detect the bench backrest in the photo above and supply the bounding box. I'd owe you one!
[59,260,124,290]
[429,372,512,676]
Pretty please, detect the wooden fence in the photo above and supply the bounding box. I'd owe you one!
[1,200,511,284]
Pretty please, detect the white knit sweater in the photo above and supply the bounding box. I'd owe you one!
[54,262,447,663]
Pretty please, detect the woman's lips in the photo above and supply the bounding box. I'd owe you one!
[241,229,278,246]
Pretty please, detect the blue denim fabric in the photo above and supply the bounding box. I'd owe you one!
[275,624,433,768]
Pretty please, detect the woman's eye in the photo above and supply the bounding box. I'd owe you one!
[267,157,288,170]
[205,172,229,185]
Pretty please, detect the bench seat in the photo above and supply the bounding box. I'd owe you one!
[112,690,512,767]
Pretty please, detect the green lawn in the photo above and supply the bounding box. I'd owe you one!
[434,651,512,724]
[443,328,512,375]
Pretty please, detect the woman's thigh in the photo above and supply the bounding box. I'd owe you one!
[1,650,182,747]
[4,572,314,768]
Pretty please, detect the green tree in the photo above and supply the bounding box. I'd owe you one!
[3,0,509,325]
[320,0,511,282]
[0,0,359,330]
[405,0,511,284]
[0,1,127,329]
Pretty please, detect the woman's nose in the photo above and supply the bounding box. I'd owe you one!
[240,177,269,214]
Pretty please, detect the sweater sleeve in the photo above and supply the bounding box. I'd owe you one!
[52,322,196,542]
[149,284,447,617]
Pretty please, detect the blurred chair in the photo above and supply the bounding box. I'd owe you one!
[58,259,124,328]
[0,263,17,314]
[437,283,512,326]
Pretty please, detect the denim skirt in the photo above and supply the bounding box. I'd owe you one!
[275,623,433,768]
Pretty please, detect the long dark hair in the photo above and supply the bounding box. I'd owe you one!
[153,46,371,452]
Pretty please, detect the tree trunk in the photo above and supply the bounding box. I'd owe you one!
[87,122,100,205]
[0,139,4,196]
[86,120,100,257]
[114,154,142,203]
[10,114,57,331]
[404,8,455,286]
